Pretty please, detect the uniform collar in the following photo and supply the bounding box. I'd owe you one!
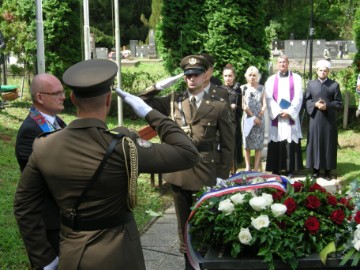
[67,118,108,130]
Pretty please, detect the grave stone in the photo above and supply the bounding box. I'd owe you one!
[284,39,325,59]
[129,40,138,58]
[148,29,157,59]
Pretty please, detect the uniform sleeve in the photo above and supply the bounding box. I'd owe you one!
[14,153,57,268]
[136,110,199,173]
[216,104,234,179]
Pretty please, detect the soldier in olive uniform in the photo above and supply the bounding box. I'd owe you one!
[14,59,199,270]
[139,55,234,269]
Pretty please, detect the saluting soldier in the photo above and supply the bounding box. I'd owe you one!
[139,54,234,270]
[14,59,199,270]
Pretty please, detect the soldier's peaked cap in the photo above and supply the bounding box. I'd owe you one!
[63,59,118,98]
[180,55,209,75]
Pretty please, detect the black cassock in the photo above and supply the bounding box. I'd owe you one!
[305,78,342,170]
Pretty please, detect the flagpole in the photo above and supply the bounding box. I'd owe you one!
[114,0,123,125]
[35,0,45,74]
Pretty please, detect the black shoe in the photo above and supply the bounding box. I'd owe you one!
[184,254,195,270]
[272,171,279,175]
[312,173,319,179]
[325,170,331,180]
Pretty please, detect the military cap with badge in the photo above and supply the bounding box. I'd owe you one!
[62,59,118,98]
[180,55,210,75]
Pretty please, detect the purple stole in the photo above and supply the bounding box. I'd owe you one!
[271,72,295,126]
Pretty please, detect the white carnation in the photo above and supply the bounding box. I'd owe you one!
[230,193,246,205]
[354,227,360,240]
[218,199,235,215]
[251,215,270,230]
[271,203,287,217]
[249,196,267,211]
[238,228,252,245]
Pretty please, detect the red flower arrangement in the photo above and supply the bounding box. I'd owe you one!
[188,175,359,270]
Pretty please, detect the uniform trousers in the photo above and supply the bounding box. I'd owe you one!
[171,184,197,254]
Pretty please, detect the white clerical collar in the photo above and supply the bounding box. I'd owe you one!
[318,78,328,83]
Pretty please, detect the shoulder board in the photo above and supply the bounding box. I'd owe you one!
[210,94,225,103]
[106,127,130,138]
[37,130,60,138]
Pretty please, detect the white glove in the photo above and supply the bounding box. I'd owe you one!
[154,73,183,90]
[216,177,228,188]
[43,256,59,270]
[116,88,152,118]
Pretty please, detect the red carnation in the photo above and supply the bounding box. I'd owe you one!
[284,197,297,215]
[327,195,337,206]
[292,181,304,192]
[304,216,320,234]
[330,209,345,225]
[354,211,360,224]
[305,195,321,209]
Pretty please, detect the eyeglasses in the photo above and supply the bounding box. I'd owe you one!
[39,91,65,97]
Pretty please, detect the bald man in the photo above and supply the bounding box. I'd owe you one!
[15,73,66,258]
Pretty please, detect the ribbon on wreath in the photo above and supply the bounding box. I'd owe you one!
[185,171,289,270]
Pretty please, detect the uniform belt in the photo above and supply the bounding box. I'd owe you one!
[61,211,133,231]
[196,143,213,152]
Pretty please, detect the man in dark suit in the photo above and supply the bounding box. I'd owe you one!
[15,73,66,261]
[139,55,234,270]
[14,59,199,270]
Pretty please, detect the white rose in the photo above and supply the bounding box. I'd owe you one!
[218,199,235,215]
[354,240,360,251]
[249,196,268,211]
[238,228,252,245]
[354,227,360,240]
[271,203,287,217]
[261,193,274,207]
[251,215,270,230]
[230,193,246,205]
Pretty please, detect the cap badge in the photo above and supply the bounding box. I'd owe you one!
[189,58,197,65]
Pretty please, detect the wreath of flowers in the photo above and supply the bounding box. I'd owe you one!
[187,173,360,270]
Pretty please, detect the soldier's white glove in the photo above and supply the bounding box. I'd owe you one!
[116,88,152,118]
[43,256,58,270]
[154,73,183,90]
[216,177,228,188]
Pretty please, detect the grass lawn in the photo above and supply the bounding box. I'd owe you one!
[1,63,360,268]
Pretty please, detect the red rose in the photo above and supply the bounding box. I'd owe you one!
[272,190,285,201]
[354,211,360,224]
[330,209,345,225]
[305,195,321,209]
[304,216,320,234]
[327,195,337,206]
[309,183,326,193]
[284,197,297,215]
[339,197,348,205]
[292,181,304,192]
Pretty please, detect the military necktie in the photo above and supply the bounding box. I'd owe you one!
[190,96,197,117]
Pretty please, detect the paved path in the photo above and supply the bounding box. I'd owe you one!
[141,204,184,270]
[140,176,341,270]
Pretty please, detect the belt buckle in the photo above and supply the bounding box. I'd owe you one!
[69,209,78,230]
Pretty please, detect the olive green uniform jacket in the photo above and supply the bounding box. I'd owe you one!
[14,110,199,270]
[139,89,234,190]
